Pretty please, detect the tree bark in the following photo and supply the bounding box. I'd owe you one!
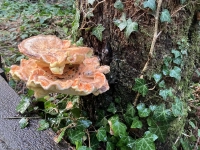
[78,0,200,149]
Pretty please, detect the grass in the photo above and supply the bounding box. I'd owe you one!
[0,0,75,67]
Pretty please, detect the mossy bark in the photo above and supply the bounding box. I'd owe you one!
[78,0,200,149]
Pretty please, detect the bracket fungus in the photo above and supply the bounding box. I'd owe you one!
[18,35,93,74]
[10,35,110,98]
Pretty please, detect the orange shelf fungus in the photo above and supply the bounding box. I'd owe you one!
[10,35,110,98]
[10,59,38,81]
[18,35,93,74]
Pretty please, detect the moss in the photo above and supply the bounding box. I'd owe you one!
[144,1,199,149]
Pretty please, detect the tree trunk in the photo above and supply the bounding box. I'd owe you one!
[78,0,200,149]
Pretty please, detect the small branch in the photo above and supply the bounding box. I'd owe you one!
[187,99,200,103]
[133,0,163,106]
[133,93,140,106]
[174,135,181,145]
[182,132,191,137]
[4,116,41,119]
[171,4,188,17]
[86,129,91,148]
[140,0,162,75]
[194,136,200,150]
[93,0,105,11]
[80,0,105,30]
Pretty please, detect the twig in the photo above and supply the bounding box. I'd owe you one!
[194,136,200,150]
[133,93,141,106]
[174,135,181,145]
[93,0,105,11]
[171,4,188,17]
[133,0,163,106]
[4,116,41,119]
[80,0,105,30]
[86,129,91,148]
[181,132,191,137]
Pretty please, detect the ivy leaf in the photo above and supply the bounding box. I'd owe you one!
[86,8,94,19]
[195,69,200,77]
[117,135,134,147]
[125,103,135,117]
[172,97,183,117]
[124,114,134,126]
[163,56,172,67]
[107,102,117,114]
[133,78,148,97]
[158,80,166,88]
[137,103,146,111]
[173,57,182,65]
[118,20,127,31]
[76,119,92,130]
[90,133,99,150]
[149,105,157,112]
[96,127,107,142]
[67,129,85,145]
[87,0,95,5]
[109,136,118,144]
[135,131,158,150]
[131,117,143,129]
[114,0,124,10]
[198,129,200,137]
[92,24,105,41]
[180,0,186,4]
[75,141,82,149]
[189,120,196,129]
[113,13,127,31]
[153,73,162,83]
[54,127,67,143]
[180,138,191,150]
[160,9,171,23]
[162,65,170,76]
[76,37,84,46]
[147,118,169,142]
[125,18,138,38]
[196,69,200,77]
[44,101,58,115]
[27,89,34,97]
[71,9,80,40]
[106,142,115,150]
[153,104,174,123]
[171,49,181,58]
[181,49,188,55]
[96,117,108,127]
[138,107,151,118]
[19,117,28,129]
[137,103,151,118]
[169,66,181,81]
[143,0,156,11]
[108,116,127,136]
[37,119,49,131]
[16,97,31,114]
[71,108,81,118]
[159,88,173,100]
[95,110,108,127]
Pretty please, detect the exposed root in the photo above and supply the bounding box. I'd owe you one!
[133,0,163,106]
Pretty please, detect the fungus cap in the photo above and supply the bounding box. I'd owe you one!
[18,35,93,74]
[10,59,37,81]
[10,57,110,98]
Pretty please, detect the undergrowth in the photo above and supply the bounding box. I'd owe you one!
[1,0,200,150]
[0,0,75,66]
